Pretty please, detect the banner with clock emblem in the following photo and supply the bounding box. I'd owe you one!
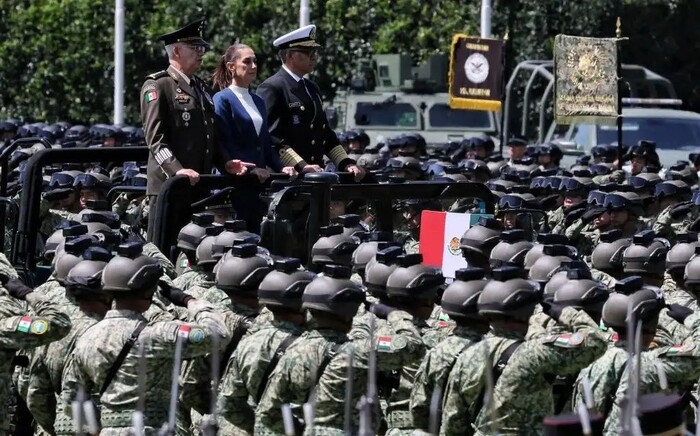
[448,34,505,111]
[554,34,619,125]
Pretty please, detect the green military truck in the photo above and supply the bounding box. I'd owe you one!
[328,54,500,148]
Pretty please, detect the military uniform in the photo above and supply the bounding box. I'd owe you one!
[0,291,72,435]
[254,327,350,435]
[410,325,482,433]
[604,312,700,434]
[311,310,425,435]
[652,203,695,243]
[472,308,606,435]
[25,309,102,434]
[141,64,218,196]
[217,317,304,435]
[61,300,230,435]
[256,25,354,172]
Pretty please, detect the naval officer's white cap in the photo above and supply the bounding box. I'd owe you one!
[273,24,323,49]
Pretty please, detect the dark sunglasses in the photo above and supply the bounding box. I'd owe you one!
[49,172,75,189]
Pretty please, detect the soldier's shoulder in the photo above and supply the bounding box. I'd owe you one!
[145,70,170,81]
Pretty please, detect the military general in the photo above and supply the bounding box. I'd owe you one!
[257,25,366,180]
[140,18,249,232]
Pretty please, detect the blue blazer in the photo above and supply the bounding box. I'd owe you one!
[213,87,284,171]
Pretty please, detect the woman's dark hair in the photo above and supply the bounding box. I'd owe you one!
[211,43,251,91]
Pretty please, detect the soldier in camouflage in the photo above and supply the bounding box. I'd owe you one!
[179,243,271,430]
[254,265,365,435]
[217,258,313,434]
[60,242,230,434]
[0,271,72,435]
[410,267,490,433]
[25,247,113,435]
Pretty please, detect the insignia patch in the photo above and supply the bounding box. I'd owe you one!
[182,112,191,121]
[189,328,205,344]
[550,332,585,348]
[288,102,302,108]
[437,321,450,328]
[292,115,301,125]
[666,342,695,356]
[177,325,192,341]
[175,94,191,104]
[377,336,393,352]
[439,313,451,322]
[30,320,48,335]
[16,316,32,333]
[144,90,158,103]
[176,88,183,94]
[180,258,188,269]
[393,336,407,350]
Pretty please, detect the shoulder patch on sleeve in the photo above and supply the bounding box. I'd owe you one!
[377,336,393,352]
[15,317,48,335]
[664,342,696,356]
[176,325,191,341]
[189,328,205,344]
[544,332,585,348]
[144,89,158,103]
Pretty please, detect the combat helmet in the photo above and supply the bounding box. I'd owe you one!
[602,277,664,332]
[101,242,163,294]
[365,246,404,299]
[542,259,589,301]
[590,229,632,276]
[64,247,112,298]
[195,225,224,268]
[665,232,699,277]
[257,258,316,311]
[528,245,576,287]
[622,230,669,277]
[523,234,573,273]
[489,229,534,269]
[302,265,365,318]
[335,214,367,238]
[351,232,397,277]
[385,254,444,301]
[553,268,609,314]
[478,266,541,319]
[45,222,85,262]
[211,219,261,261]
[683,245,700,295]
[177,212,216,252]
[440,267,488,320]
[460,217,503,268]
[311,225,359,269]
[54,235,94,285]
[216,244,271,295]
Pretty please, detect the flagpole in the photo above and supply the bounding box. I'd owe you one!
[616,17,623,167]
[499,28,509,155]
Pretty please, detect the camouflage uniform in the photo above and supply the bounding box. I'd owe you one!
[409,325,482,432]
[603,312,700,434]
[25,309,102,434]
[651,204,695,243]
[142,242,177,280]
[0,291,72,434]
[662,272,697,309]
[590,268,616,289]
[179,302,262,422]
[174,265,210,292]
[254,327,350,435]
[0,253,18,281]
[311,310,425,435]
[571,341,628,416]
[547,206,565,234]
[39,207,76,238]
[592,170,625,186]
[384,318,445,434]
[472,308,607,435]
[394,229,419,255]
[217,317,304,435]
[61,300,230,435]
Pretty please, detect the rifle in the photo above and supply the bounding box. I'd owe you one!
[132,337,148,436]
[158,334,185,436]
[200,331,221,436]
[358,316,377,436]
[343,348,354,436]
[428,386,442,436]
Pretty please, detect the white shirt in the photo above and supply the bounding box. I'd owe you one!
[229,84,263,135]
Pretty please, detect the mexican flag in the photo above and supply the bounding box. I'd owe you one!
[419,211,493,278]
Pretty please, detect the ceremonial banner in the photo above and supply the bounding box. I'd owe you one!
[554,35,619,125]
[419,211,493,278]
[448,34,505,111]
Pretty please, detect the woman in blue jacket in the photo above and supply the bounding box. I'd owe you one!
[212,43,296,231]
